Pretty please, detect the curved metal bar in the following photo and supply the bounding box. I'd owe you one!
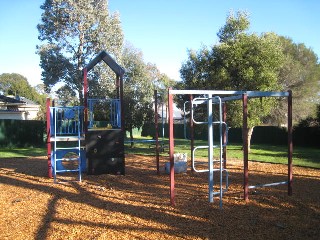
[192,146,209,173]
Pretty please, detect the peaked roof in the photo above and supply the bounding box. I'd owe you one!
[84,50,125,76]
[0,95,38,105]
[0,95,24,104]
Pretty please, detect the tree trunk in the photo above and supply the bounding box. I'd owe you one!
[247,127,254,153]
[129,126,134,148]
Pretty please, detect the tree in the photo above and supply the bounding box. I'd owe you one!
[55,85,79,106]
[121,44,155,146]
[37,0,123,103]
[269,37,320,125]
[0,73,48,120]
[121,44,175,145]
[0,73,46,104]
[180,11,285,151]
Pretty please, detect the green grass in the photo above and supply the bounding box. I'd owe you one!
[125,138,320,169]
[1,138,319,169]
[0,147,46,158]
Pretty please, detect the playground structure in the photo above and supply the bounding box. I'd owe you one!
[167,89,293,208]
[45,51,293,209]
[46,51,125,182]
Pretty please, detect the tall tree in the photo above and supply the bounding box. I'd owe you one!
[121,44,155,145]
[37,0,123,103]
[269,37,320,124]
[180,11,285,151]
[121,44,175,145]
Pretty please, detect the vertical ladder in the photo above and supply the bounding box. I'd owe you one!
[51,106,83,183]
[191,95,229,208]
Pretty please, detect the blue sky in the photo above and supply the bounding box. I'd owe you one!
[0,0,319,87]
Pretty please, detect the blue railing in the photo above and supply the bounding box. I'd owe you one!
[50,106,84,136]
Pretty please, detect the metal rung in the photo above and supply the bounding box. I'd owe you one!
[212,168,227,172]
[248,181,288,189]
[212,189,228,196]
[51,136,84,141]
[56,157,80,161]
[56,169,80,173]
[56,147,81,150]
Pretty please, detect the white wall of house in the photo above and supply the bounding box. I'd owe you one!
[0,111,26,120]
[0,105,40,120]
[18,105,40,120]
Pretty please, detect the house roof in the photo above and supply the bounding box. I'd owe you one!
[0,95,38,105]
[0,95,24,104]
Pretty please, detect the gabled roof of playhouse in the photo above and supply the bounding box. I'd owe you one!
[85,50,125,76]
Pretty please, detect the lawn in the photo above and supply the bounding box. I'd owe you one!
[124,138,320,169]
[0,147,46,158]
[1,138,319,168]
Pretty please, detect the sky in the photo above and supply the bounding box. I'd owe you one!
[0,0,319,87]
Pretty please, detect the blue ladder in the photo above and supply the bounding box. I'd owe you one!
[50,106,84,183]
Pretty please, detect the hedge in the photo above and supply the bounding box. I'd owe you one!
[142,123,320,147]
[0,119,45,147]
[0,120,319,148]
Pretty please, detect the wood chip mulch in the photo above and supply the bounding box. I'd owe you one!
[0,154,319,239]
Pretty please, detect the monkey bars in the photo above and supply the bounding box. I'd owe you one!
[168,89,293,207]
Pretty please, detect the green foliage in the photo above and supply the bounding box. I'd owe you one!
[122,44,175,140]
[0,73,46,105]
[180,11,284,128]
[122,44,156,133]
[37,0,124,103]
[0,73,47,119]
[217,11,250,43]
[55,85,79,106]
[270,37,320,125]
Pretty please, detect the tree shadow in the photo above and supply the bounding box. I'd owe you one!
[0,156,212,239]
[0,155,319,239]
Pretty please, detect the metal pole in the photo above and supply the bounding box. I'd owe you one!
[242,93,249,201]
[208,94,214,203]
[219,98,224,209]
[222,103,227,169]
[168,88,175,206]
[46,98,52,178]
[155,90,160,175]
[190,95,194,173]
[288,90,293,195]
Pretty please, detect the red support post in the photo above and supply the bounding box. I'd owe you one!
[288,90,293,195]
[222,103,227,169]
[168,88,175,206]
[155,90,160,175]
[190,94,194,173]
[242,93,249,201]
[46,98,52,178]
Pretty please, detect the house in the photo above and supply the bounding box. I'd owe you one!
[0,95,40,120]
[156,102,184,123]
